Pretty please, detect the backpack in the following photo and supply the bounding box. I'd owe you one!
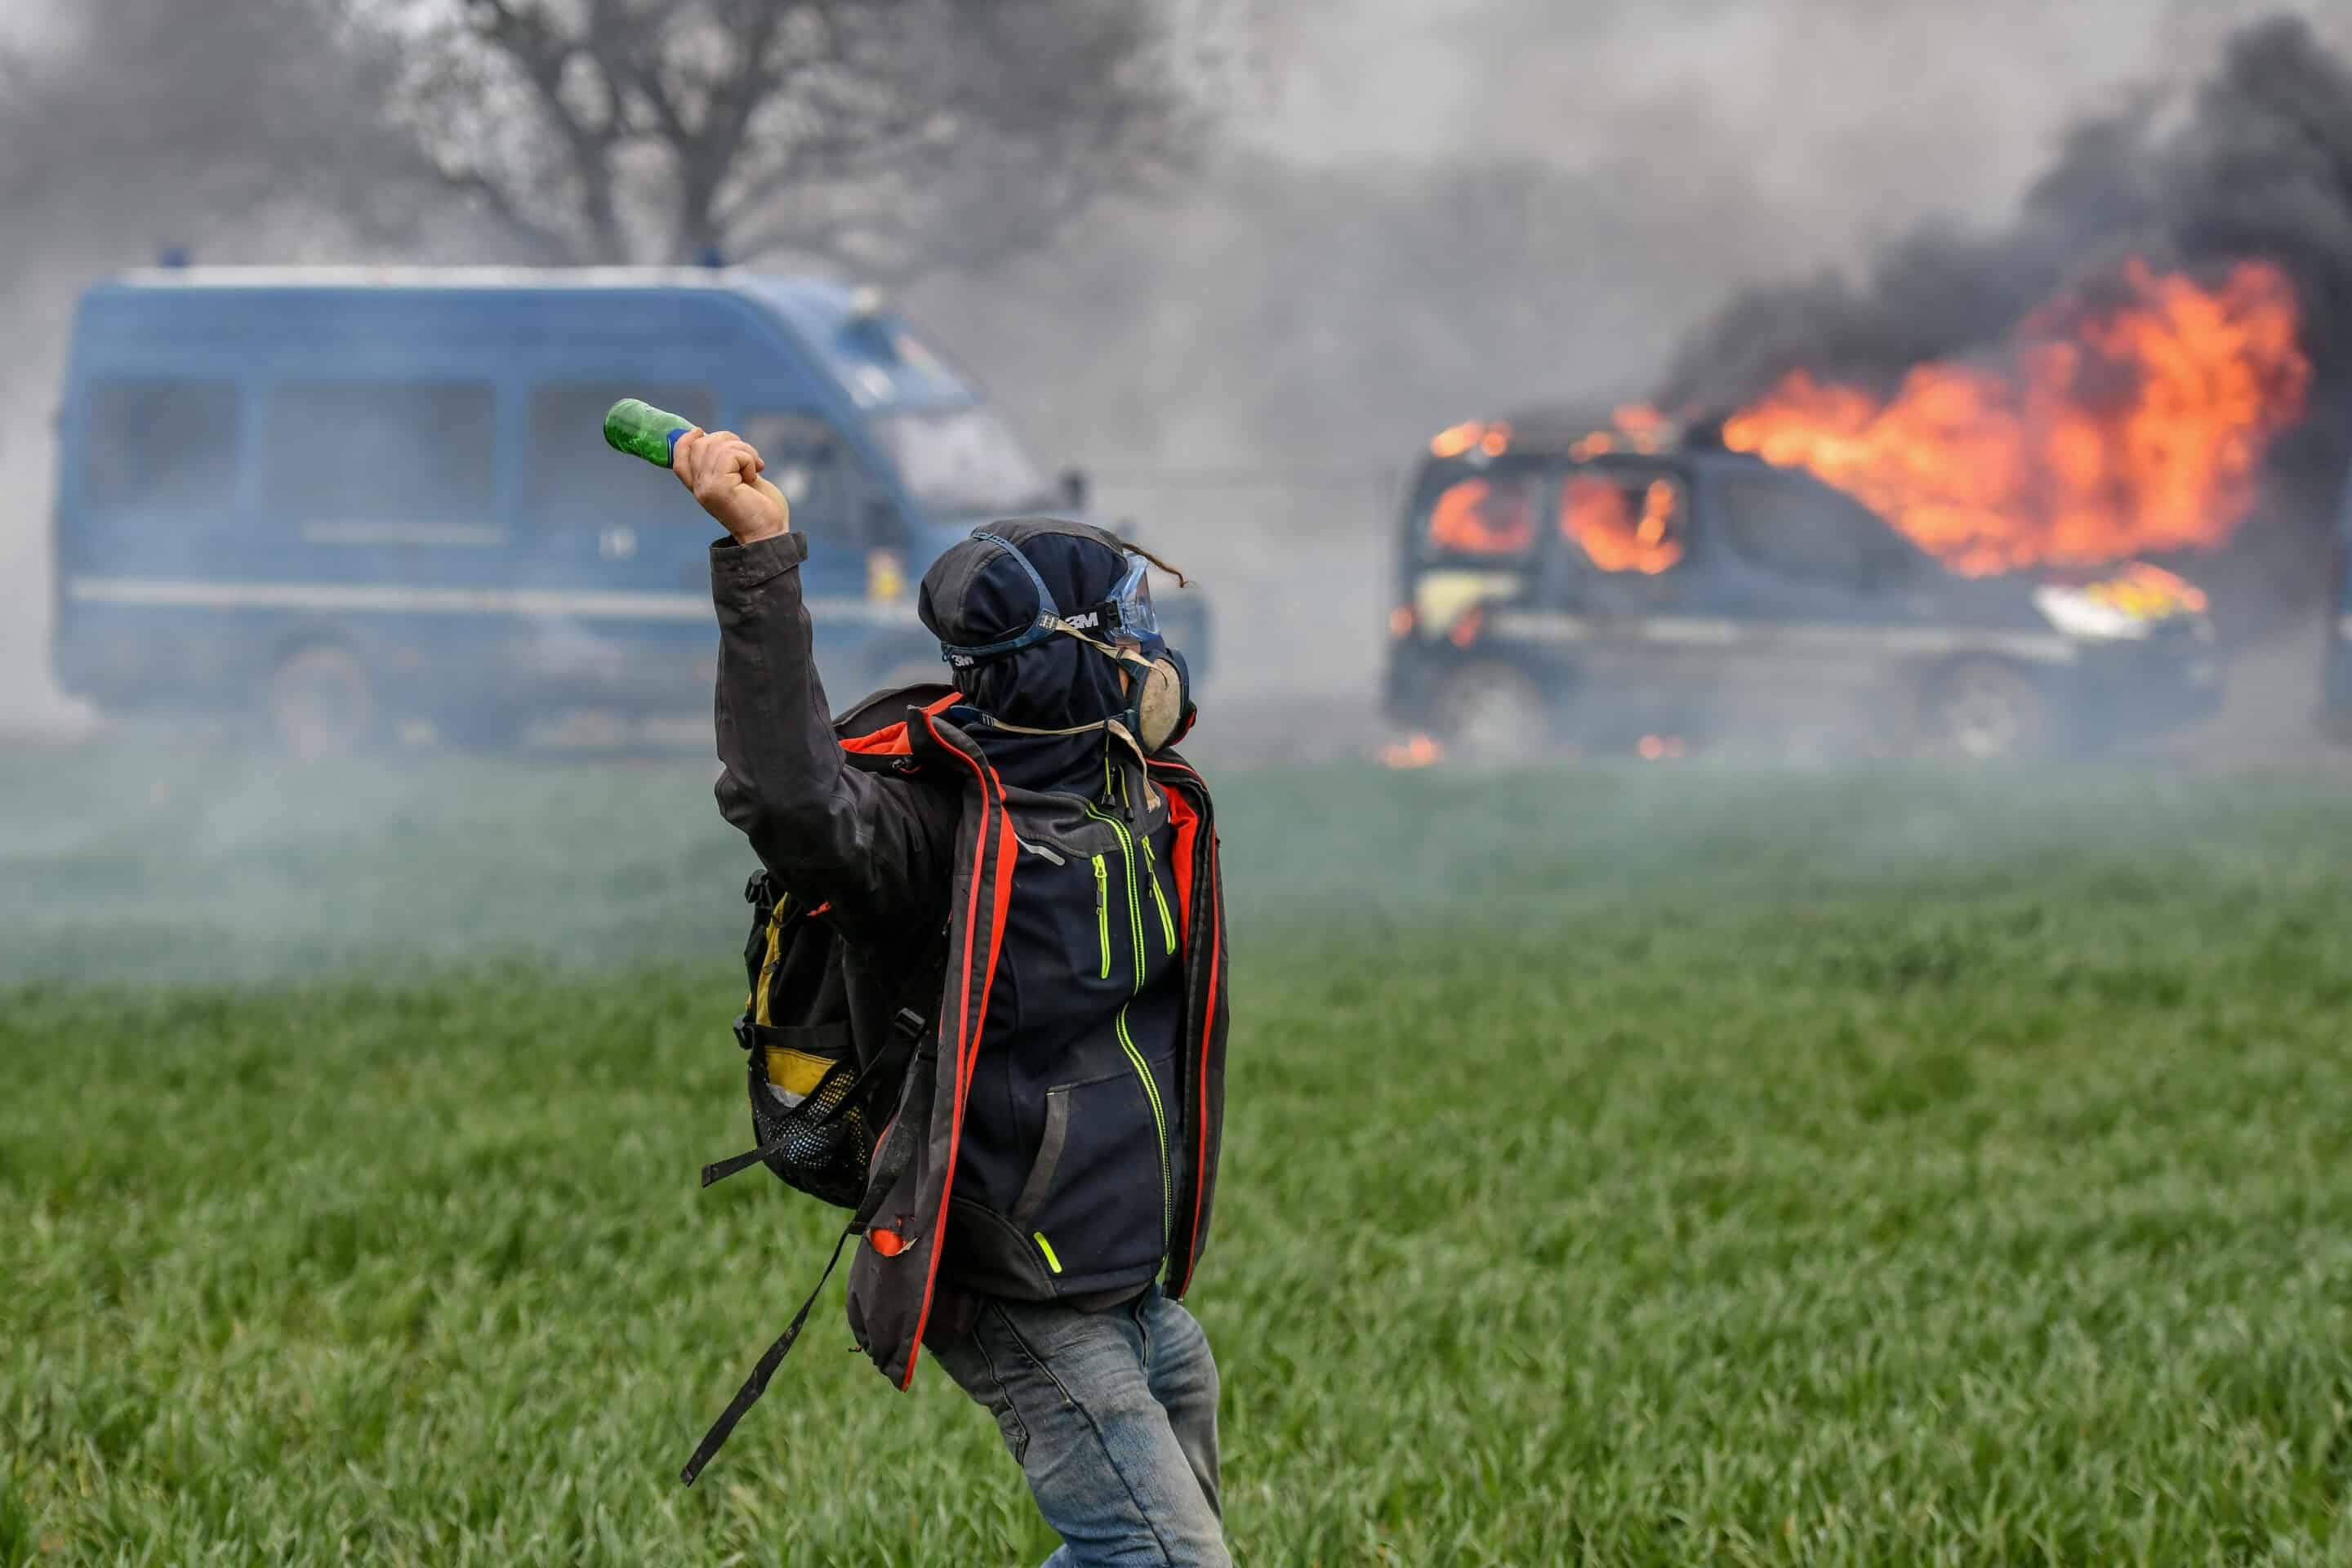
[698,869,939,1209]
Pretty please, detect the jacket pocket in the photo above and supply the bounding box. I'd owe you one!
[1003,1063,1171,1293]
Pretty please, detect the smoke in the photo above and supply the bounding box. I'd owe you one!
[0,0,441,728]
[885,3,2349,711]
[1656,16,2352,610]
[7,0,2352,731]
[916,0,2352,486]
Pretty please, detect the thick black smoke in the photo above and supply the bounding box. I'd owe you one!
[1658,16,2352,599]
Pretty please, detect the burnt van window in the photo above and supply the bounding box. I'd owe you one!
[531,383,715,528]
[86,381,238,513]
[264,383,494,521]
[1561,472,1687,575]
[1423,474,1536,556]
[1718,477,1880,585]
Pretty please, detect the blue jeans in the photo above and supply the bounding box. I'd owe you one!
[930,1286,1231,1568]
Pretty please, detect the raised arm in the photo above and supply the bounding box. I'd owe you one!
[680,429,949,937]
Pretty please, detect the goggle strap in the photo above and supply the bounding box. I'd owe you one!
[942,615,1057,666]
[1045,617,1151,660]
[936,537,1160,667]
[939,532,1063,666]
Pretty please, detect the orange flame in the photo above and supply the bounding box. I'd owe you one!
[1563,475,1686,575]
[1722,259,2312,575]
[1430,419,1513,460]
[1429,421,1483,459]
[1381,733,1446,769]
[1428,477,1535,555]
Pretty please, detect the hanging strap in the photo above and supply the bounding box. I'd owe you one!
[678,1226,851,1487]
[679,1004,935,1486]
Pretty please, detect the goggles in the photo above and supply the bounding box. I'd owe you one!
[940,531,1160,668]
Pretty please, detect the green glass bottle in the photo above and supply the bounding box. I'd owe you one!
[603,398,695,469]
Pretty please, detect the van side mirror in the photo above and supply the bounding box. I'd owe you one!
[1059,467,1089,514]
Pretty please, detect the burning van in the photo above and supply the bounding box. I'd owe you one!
[1383,412,2222,759]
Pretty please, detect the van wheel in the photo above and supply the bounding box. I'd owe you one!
[1931,660,2047,760]
[269,642,374,758]
[1443,664,1549,761]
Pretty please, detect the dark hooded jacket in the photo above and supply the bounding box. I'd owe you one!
[707,519,1228,1392]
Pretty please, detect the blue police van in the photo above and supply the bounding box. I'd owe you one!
[52,266,1195,750]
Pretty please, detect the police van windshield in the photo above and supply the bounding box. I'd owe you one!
[873,404,1054,519]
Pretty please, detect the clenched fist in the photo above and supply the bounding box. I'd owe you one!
[675,428,791,545]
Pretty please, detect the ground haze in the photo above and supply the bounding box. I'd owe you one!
[7,748,2351,1562]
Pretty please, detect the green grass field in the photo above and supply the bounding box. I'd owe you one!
[7,744,2352,1564]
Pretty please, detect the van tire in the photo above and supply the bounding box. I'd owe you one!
[1928,659,2048,760]
[1442,663,1549,761]
[269,641,375,758]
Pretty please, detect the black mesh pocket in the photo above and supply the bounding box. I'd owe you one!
[745,1021,877,1209]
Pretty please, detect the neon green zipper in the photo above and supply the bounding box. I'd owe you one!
[1085,804,1147,994]
[1143,840,1177,956]
[1091,853,1110,980]
[1090,805,1173,1254]
[1117,1006,1172,1248]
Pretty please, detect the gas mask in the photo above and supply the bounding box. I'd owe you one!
[938,531,1195,754]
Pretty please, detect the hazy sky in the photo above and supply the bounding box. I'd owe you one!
[1249,0,2352,263]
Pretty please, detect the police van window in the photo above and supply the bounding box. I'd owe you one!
[1560,470,1687,575]
[1717,476,1885,585]
[738,412,902,550]
[1420,472,1537,558]
[871,405,1050,519]
[263,382,493,522]
[86,381,239,513]
[529,383,715,530]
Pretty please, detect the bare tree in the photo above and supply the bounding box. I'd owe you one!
[0,0,422,270]
[0,1,481,278]
[364,0,1232,276]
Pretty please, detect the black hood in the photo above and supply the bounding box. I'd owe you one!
[919,517,1133,795]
